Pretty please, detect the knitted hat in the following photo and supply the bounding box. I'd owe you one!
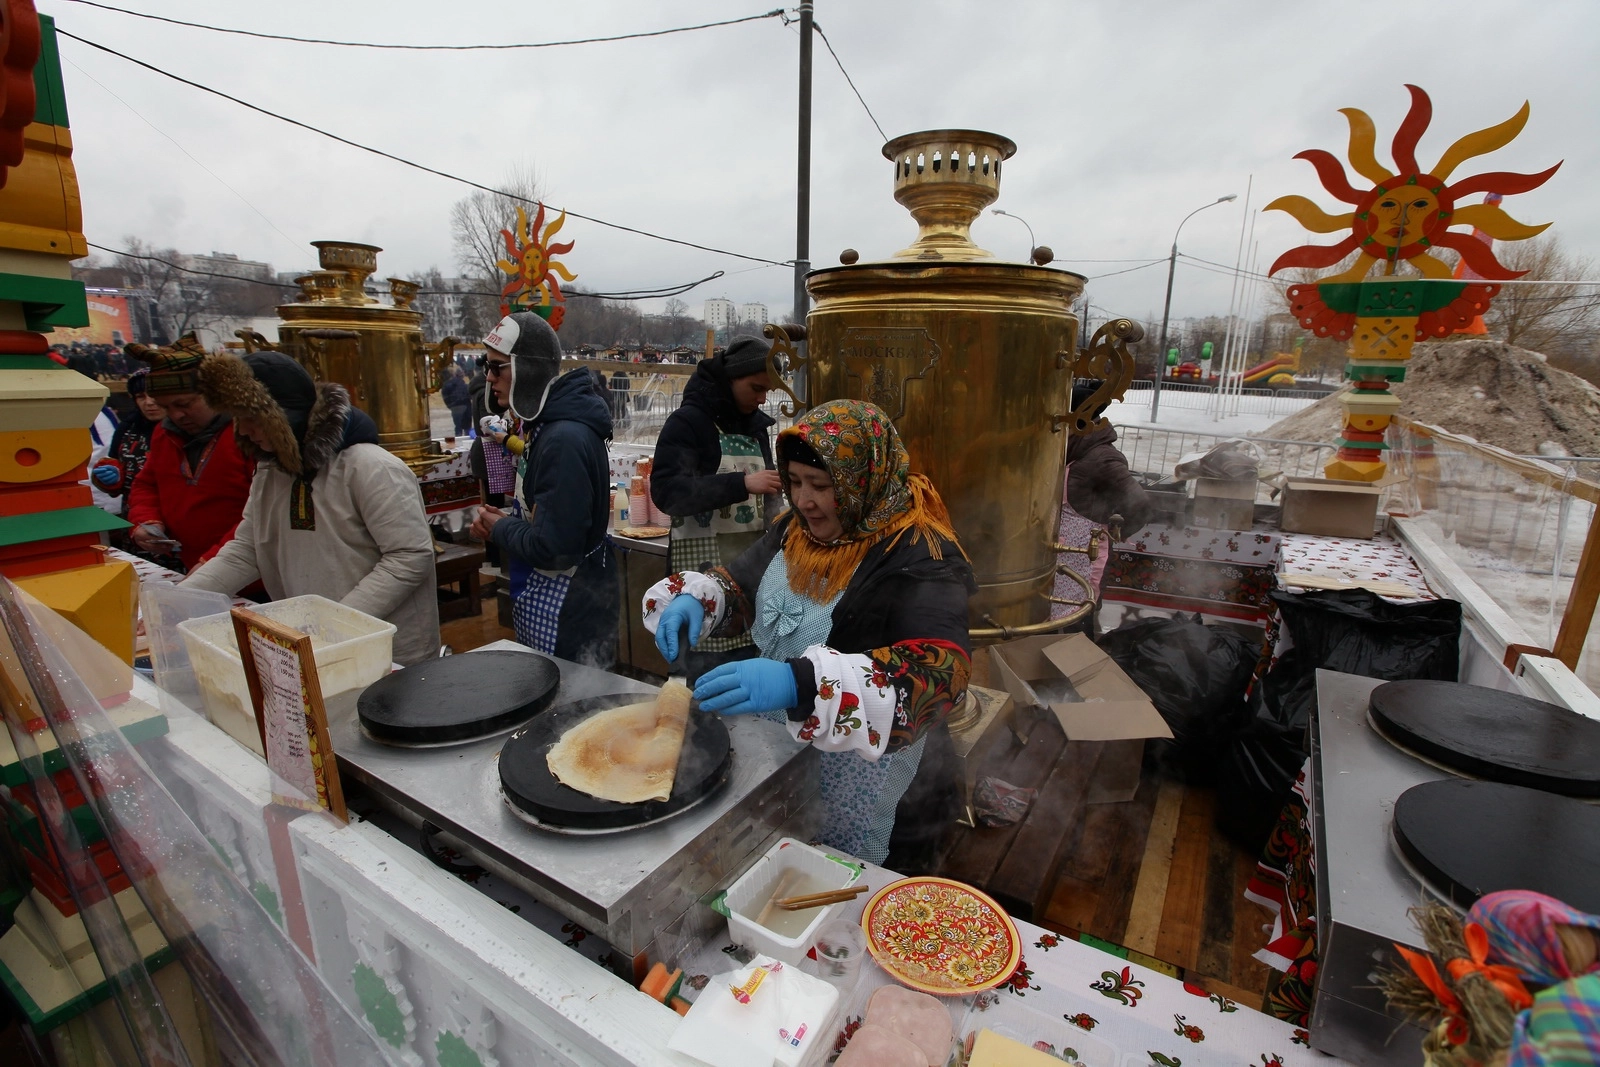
[721,335,771,380]
[127,333,208,396]
[126,369,149,396]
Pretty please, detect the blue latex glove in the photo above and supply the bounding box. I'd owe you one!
[91,464,119,488]
[653,594,704,664]
[694,659,798,716]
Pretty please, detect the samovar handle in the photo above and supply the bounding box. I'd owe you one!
[761,322,810,419]
[234,329,281,354]
[414,337,460,399]
[1050,318,1144,434]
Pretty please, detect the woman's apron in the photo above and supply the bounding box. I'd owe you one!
[751,552,925,865]
[668,432,768,653]
[506,424,607,654]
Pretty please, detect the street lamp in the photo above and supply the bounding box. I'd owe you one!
[991,209,1036,261]
[1151,194,1237,422]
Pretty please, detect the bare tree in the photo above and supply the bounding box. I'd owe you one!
[111,237,226,342]
[449,165,545,330]
[1486,235,1599,365]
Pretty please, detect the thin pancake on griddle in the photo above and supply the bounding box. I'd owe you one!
[545,681,692,803]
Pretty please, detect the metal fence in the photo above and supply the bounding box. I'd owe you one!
[1111,423,1336,492]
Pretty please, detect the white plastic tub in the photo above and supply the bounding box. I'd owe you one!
[725,838,862,965]
[178,595,396,753]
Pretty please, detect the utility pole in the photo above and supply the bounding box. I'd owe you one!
[792,2,813,398]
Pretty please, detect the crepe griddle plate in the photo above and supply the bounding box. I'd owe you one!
[357,651,560,746]
[1393,779,1600,913]
[499,693,732,834]
[1370,679,1600,797]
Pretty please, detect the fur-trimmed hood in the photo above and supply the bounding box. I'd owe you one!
[198,353,378,476]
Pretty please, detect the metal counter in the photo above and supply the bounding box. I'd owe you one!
[329,641,820,964]
[1309,670,1440,1066]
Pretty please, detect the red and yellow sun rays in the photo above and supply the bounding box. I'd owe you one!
[497,202,577,326]
[1267,85,1560,283]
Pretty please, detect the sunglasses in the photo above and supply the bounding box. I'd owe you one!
[483,359,512,378]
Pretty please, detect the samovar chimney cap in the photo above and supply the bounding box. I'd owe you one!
[880,128,1016,161]
[880,130,1018,261]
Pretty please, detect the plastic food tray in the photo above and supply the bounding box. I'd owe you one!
[724,837,862,965]
[179,595,395,753]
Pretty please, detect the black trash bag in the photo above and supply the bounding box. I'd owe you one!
[1215,589,1462,851]
[1098,613,1260,785]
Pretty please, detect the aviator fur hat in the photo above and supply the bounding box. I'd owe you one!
[197,351,320,475]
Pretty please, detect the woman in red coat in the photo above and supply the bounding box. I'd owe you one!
[124,335,255,572]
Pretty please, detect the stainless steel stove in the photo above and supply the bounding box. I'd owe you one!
[328,642,821,966]
[1308,670,1444,1066]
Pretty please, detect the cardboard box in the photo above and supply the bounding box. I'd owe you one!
[1191,476,1256,530]
[1281,478,1383,538]
[987,634,1172,804]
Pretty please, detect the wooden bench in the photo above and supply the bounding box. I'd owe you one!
[434,542,486,620]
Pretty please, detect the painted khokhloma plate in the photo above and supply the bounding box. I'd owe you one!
[861,876,1022,996]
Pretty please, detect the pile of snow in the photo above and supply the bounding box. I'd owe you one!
[1260,339,1600,456]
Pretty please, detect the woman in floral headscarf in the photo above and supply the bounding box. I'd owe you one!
[643,400,975,866]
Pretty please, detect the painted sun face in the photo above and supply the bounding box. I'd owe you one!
[1363,183,1443,251]
[497,203,577,319]
[1267,84,1560,285]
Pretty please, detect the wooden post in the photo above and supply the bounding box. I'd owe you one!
[1553,506,1600,671]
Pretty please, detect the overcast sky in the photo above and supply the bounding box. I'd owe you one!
[47,0,1600,328]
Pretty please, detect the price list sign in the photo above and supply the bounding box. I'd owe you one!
[230,608,347,821]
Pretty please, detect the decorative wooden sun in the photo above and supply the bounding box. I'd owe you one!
[1267,85,1560,284]
[496,203,576,327]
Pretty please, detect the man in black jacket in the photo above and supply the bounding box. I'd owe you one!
[650,336,780,680]
[469,312,618,666]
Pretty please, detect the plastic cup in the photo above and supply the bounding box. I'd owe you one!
[813,919,867,988]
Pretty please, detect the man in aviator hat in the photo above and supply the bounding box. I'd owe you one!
[183,350,441,665]
[468,311,618,665]
[124,334,255,571]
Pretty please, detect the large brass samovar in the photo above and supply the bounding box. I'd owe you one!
[242,240,456,473]
[792,130,1137,639]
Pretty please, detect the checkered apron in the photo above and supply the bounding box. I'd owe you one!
[507,426,573,655]
[668,432,769,653]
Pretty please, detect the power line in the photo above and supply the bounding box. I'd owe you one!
[811,22,885,142]
[61,55,312,269]
[1081,259,1168,281]
[58,1,785,51]
[87,242,726,301]
[58,29,791,268]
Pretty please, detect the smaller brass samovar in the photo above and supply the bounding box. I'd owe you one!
[241,241,456,473]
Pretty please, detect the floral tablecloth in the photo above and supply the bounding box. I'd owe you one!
[1102,524,1283,622]
[681,860,1340,1067]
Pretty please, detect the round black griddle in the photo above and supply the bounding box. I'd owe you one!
[1370,679,1600,797]
[358,651,560,746]
[499,693,732,833]
[1393,779,1600,912]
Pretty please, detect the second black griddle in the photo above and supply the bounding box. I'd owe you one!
[1393,778,1600,912]
[1370,679,1600,797]
[358,650,560,746]
[499,693,732,833]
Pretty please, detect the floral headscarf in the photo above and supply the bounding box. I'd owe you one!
[775,399,963,600]
[1468,891,1600,988]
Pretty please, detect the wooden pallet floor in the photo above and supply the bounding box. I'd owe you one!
[1028,766,1274,1010]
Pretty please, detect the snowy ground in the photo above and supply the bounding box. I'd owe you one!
[1104,385,1317,438]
